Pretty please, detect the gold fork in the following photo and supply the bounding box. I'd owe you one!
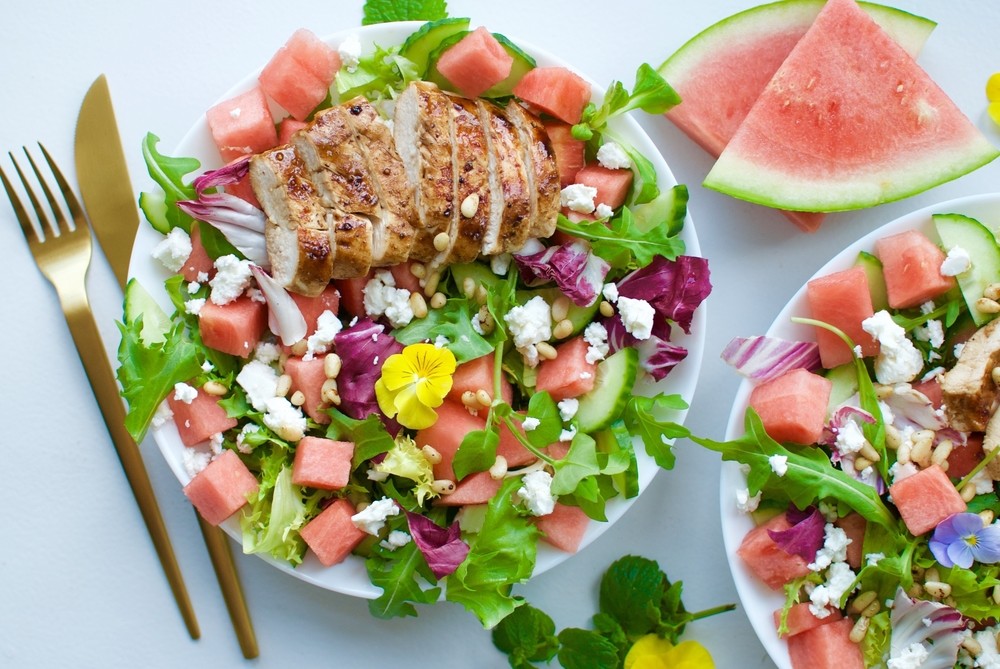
[1,145,200,639]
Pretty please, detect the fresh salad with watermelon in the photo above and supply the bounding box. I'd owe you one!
[696,200,1000,668]
[117,15,709,628]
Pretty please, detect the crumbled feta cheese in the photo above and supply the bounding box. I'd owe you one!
[522,417,540,431]
[433,335,449,348]
[940,245,972,276]
[188,281,201,293]
[471,313,485,335]
[208,432,224,455]
[558,398,579,422]
[351,498,399,535]
[254,341,281,365]
[363,270,413,328]
[617,296,655,340]
[209,254,253,305]
[173,382,198,404]
[559,183,597,214]
[235,424,259,453]
[888,642,930,669]
[197,271,209,283]
[583,322,609,364]
[201,360,214,373]
[768,454,788,477]
[504,295,552,367]
[835,419,868,456]
[338,33,362,73]
[970,468,995,495]
[261,397,306,441]
[229,107,241,119]
[973,629,1000,669]
[236,360,279,411]
[304,310,343,360]
[862,310,923,384]
[184,297,206,316]
[735,488,761,513]
[247,287,265,303]
[182,447,212,477]
[380,530,412,551]
[865,552,885,566]
[559,425,577,442]
[517,470,556,516]
[594,203,614,219]
[151,401,174,429]
[602,283,619,303]
[491,253,512,276]
[808,561,856,618]
[596,142,632,170]
[366,467,389,482]
[151,227,192,272]
[809,523,850,571]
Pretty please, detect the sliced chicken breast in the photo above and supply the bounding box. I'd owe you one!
[476,100,532,254]
[505,100,560,239]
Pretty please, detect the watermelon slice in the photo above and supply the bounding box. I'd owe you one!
[658,0,937,231]
[703,0,999,212]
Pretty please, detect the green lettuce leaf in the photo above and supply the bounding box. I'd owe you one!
[139,133,198,234]
[239,461,326,564]
[556,208,685,270]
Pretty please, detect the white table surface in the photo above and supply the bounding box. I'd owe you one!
[1,1,997,667]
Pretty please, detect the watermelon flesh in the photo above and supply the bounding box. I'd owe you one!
[703,0,998,212]
[806,265,878,368]
[513,67,591,124]
[299,498,366,566]
[786,618,864,669]
[182,450,259,525]
[889,463,966,535]
[875,229,955,309]
[748,367,832,445]
[435,26,514,98]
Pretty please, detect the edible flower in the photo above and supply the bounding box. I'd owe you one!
[375,343,456,430]
[988,73,1000,127]
[929,512,1000,568]
[623,635,714,669]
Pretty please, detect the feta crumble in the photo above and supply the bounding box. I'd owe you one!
[254,341,281,365]
[490,253,512,276]
[735,488,761,513]
[363,270,413,328]
[596,141,632,170]
[261,396,306,441]
[602,282,619,304]
[808,561,856,618]
[380,530,412,551]
[594,203,614,219]
[809,523,850,571]
[559,425,577,442]
[235,423,259,454]
[522,417,540,431]
[768,454,788,477]
[504,295,552,367]
[151,401,174,429]
[236,359,279,411]
[862,310,923,384]
[151,227,192,272]
[834,419,868,456]
[173,382,198,404]
[583,322,609,364]
[940,245,972,276]
[559,183,597,214]
[338,33,362,73]
[209,254,253,305]
[351,498,399,535]
[304,309,343,360]
[184,297,206,316]
[517,470,556,516]
[558,398,579,422]
[617,296,655,340]
[888,642,929,669]
[182,448,212,477]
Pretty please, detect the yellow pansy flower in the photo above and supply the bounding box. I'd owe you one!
[375,343,457,430]
[988,73,1000,126]
[624,635,714,669]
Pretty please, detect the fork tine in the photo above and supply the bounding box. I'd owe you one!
[23,146,69,237]
[38,143,87,229]
[8,151,54,239]
[0,156,41,245]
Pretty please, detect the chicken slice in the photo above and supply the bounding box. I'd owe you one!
[476,100,532,254]
[941,318,1000,432]
[505,100,560,240]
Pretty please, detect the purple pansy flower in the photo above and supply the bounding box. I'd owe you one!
[929,513,1000,568]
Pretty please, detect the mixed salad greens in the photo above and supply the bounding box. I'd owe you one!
[696,209,1000,668]
[118,13,710,629]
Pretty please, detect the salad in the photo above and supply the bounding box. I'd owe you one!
[117,17,710,627]
[698,195,1000,668]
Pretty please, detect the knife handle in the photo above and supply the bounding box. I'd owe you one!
[58,284,200,640]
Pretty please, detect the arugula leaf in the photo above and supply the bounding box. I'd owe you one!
[551,433,600,496]
[491,604,559,668]
[572,64,680,140]
[393,297,493,362]
[324,409,394,467]
[362,0,448,25]
[366,540,442,618]
[139,133,198,234]
[556,628,620,669]
[621,393,690,470]
[556,208,685,270]
[452,427,500,481]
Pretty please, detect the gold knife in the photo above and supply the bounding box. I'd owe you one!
[75,74,258,658]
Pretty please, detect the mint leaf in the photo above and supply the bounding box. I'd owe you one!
[367,540,442,618]
[394,297,493,363]
[599,555,665,638]
[621,393,690,470]
[556,628,620,669]
[491,604,559,668]
[362,0,448,24]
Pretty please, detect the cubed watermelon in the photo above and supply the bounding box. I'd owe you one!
[199,295,268,358]
[205,86,279,162]
[334,271,373,319]
[290,284,340,336]
[498,413,537,468]
[258,29,340,121]
[436,27,514,98]
[285,28,341,83]
[834,513,866,570]
[435,470,502,506]
[291,437,354,490]
[224,166,262,209]
[912,376,943,408]
[774,602,842,638]
[889,463,966,535]
[573,164,633,210]
[947,433,983,479]
[389,261,422,294]
[447,353,514,405]
[513,67,591,124]
[535,503,590,552]
[277,118,308,145]
[299,498,366,567]
[535,336,598,401]
[787,618,864,669]
[806,266,879,368]
[284,355,330,424]
[168,385,238,447]
[181,223,215,283]
[543,121,586,186]
[415,401,486,480]
[748,368,832,444]
[182,450,259,525]
[875,229,955,309]
[737,512,812,590]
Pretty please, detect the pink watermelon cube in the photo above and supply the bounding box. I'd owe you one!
[389,262,422,294]
[497,413,537,468]
[535,503,590,553]
[291,437,354,490]
[183,450,259,525]
[835,513,867,570]
[258,29,340,121]
[299,498,366,567]
[199,295,268,358]
[573,164,633,210]
[947,433,984,479]
[737,512,812,590]
[447,353,514,406]
[333,272,373,319]
[284,355,330,424]
[435,470,502,506]
[889,464,966,535]
[774,602,842,638]
[514,66,591,124]
[436,27,514,98]
[416,401,487,480]
[535,336,598,402]
[875,230,955,309]
[807,266,879,368]
[224,166,262,209]
[205,86,279,162]
[787,618,864,669]
[748,368,832,445]
[289,284,340,336]
[543,121,586,186]
[168,386,237,447]
[181,223,215,283]
[277,118,308,145]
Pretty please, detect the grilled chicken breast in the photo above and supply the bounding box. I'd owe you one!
[505,100,560,239]
[476,99,532,255]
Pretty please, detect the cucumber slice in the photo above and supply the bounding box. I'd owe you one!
[933,212,1000,326]
[424,31,468,91]
[124,278,170,345]
[633,184,688,236]
[854,250,888,312]
[481,33,536,98]
[399,17,471,77]
[575,347,639,433]
[595,421,639,498]
[448,261,500,292]
[515,287,599,337]
[825,362,859,412]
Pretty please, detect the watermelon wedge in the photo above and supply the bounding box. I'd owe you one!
[659,0,935,231]
[702,0,999,212]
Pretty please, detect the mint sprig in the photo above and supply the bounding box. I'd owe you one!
[362,0,448,25]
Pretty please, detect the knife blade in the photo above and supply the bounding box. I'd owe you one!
[74,74,258,658]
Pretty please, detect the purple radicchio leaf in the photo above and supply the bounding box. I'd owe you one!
[193,155,251,193]
[249,264,307,346]
[616,254,711,335]
[605,316,685,381]
[720,335,822,384]
[767,507,825,561]
[513,239,610,307]
[404,511,470,580]
[819,405,876,447]
[882,384,948,432]
[889,587,965,669]
[334,318,403,431]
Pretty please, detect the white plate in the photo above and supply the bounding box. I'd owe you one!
[720,193,1000,668]
[129,21,705,598]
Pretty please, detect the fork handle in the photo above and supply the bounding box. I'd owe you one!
[57,287,200,640]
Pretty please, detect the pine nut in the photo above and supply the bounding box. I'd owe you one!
[432,479,456,495]
[981,510,996,525]
[962,636,983,656]
[476,307,495,335]
[430,292,447,309]
[460,193,480,218]
[433,231,450,252]
[861,601,881,618]
[461,390,478,408]
[323,353,342,379]
[976,297,1000,314]
[962,483,978,502]
[923,580,951,599]
[275,374,292,397]
[986,282,1000,301]
[874,384,894,400]
[859,443,881,463]
[290,339,308,356]
[423,271,441,297]
[599,300,614,318]
[885,425,902,450]
[462,276,477,299]
[290,390,306,406]
[551,296,571,322]
[421,445,442,464]
[896,438,912,465]
[931,439,953,466]
[475,389,492,407]
[924,567,940,583]
[848,616,870,644]
[553,319,574,340]
[322,378,341,405]
[409,291,428,319]
[993,585,1000,605]
[489,455,508,480]
[276,424,304,442]
[854,456,873,472]
[202,380,228,396]
[410,262,427,279]
[278,351,289,370]
[910,430,934,467]
[907,584,923,598]
[849,591,878,615]
[537,341,558,360]
[475,284,488,305]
